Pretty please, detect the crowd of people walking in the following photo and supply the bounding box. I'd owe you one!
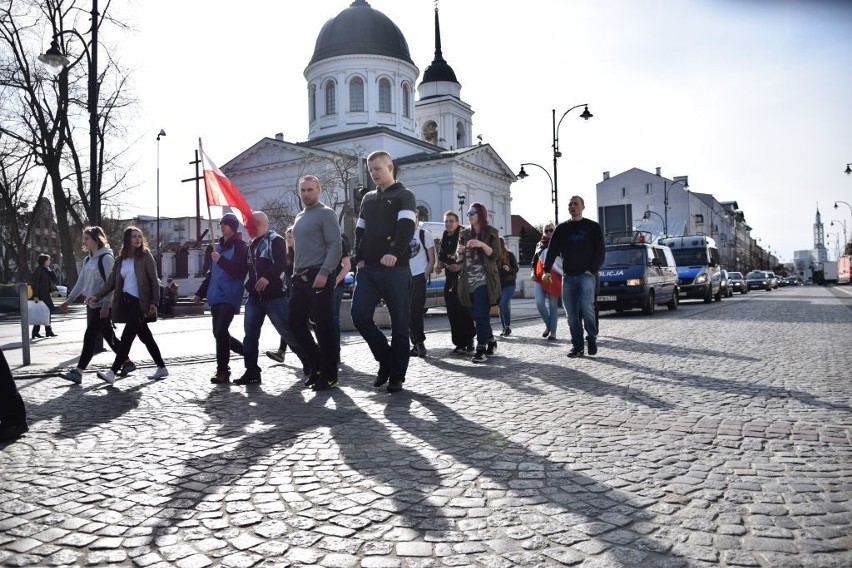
[15,151,605,410]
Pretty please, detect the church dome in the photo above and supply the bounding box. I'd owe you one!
[309,0,414,66]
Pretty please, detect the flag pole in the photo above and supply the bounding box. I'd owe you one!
[199,138,216,249]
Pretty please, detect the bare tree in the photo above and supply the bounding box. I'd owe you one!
[0,0,135,284]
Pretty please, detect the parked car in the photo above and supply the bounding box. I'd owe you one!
[712,269,733,298]
[746,270,772,291]
[767,272,780,289]
[728,271,748,294]
[50,285,68,300]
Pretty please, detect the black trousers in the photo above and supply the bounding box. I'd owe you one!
[0,349,26,426]
[211,303,243,373]
[445,281,475,349]
[409,274,427,345]
[110,293,165,373]
[78,306,121,369]
[288,268,337,380]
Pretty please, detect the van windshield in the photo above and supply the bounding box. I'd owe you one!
[602,248,646,268]
[670,248,707,266]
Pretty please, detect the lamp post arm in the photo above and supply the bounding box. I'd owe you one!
[555,103,589,138]
[519,162,554,196]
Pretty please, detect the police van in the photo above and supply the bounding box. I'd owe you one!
[598,231,679,315]
[657,235,722,303]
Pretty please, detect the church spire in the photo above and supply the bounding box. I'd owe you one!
[421,3,458,84]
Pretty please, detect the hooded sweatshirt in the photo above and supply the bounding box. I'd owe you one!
[66,247,115,309]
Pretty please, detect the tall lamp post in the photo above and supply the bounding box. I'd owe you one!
[39,0,100,225]
[830,220,847,254]
[156,129,166,276]
[834,201,852,255]
[551,104,593,223]
[642,209,665,227]
[660,177,688,238]
[516,162,554,219]
[457,193,466,216]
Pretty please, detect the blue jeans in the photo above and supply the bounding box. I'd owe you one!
[243,295,308,376]
[563,273,597,350]
[470,285,494,350]
[534,282,559,334]
[351,265,411,381]
[499,284,515,329]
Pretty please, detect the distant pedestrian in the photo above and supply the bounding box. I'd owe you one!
[162,278,179,317]
[289,175,342,391]
[408,223,436,358]
[241,211,310,385]
[457,202,502,363]
[89,226,169,383]
[30,254,58,338]
[543,196,606,357]
[436,211,475,354]
[497,237,519,337]
[0,348,28,444]
[58,226,135,384]
[532,223,560,341]
[351,151,417,393]
[265,226,296,364]
[194,213,248,384]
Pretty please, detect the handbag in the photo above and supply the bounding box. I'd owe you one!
[28,300,50,326]
[140,305,157,324]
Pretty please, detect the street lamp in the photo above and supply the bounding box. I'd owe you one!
[551,104,593,223]
[659,177,689,238]
[156,129,166,276]
[516,163,554,220]
[844,162,851,175]
[39,0,101,226]
[834,201,852,247]
[830,219,847,254]
[457,193,465,216]
[642,210,665,226]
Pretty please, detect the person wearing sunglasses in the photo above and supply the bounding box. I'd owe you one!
[456,202,502,363]
[531,223,560,341]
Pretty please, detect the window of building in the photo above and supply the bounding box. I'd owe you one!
[645,183,652,195]
[309,85,316,122]
[456,121,465,147]
[621,187,627,199]
[324,80,336,115]
[402,83,411,118]
[378,78,391,113]
[422,121,438,145]
[349,77,364,112]
[416,205,429,222]
[695,214,704,224]
[598,204,634,235]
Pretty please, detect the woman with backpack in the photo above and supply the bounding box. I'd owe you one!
[59,227,135,384]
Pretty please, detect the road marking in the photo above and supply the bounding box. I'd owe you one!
[834,286,852,296]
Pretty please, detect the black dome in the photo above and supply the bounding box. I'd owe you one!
[309,1,414,66]
[422,58,457,83]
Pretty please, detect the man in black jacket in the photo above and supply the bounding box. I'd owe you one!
[543,196,606,358]
[0,348,28,443]
[239,211,309,385]
[351,151,417,393]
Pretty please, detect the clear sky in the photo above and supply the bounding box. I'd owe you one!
[109,0,852,263]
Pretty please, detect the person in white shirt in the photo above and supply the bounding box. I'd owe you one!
[408,224,435,357]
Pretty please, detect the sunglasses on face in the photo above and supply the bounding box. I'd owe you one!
[466,211,478,218]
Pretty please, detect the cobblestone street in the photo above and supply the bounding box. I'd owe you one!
[1,286,851,567]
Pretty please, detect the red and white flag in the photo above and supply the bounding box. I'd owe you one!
[200,143,257,237]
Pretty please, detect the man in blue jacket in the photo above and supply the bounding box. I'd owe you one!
[194,213,248,383]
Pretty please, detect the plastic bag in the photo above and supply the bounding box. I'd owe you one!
[28,300,50,326]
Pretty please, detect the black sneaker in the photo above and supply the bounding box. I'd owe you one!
[567,348,584,359]
[304,373,316,387]
[266,350,285,363]
[374,365,390,387]
[471,350,487,363]
[304,369,322,388]
[587,341,598,356]
[386,379,403,393]
[486,340,497,355]
[234,372,262,385]
[312,376,338,391]
[542,328,550,338]
[547,333,557,341]
[451,346,467,355]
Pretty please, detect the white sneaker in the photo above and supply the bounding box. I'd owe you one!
[150,367,169,380]
[96,369,116,385]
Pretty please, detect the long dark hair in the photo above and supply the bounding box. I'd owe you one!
[118,226,150,259]
[467,202,489,263]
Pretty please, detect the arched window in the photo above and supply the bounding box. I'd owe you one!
[349,77,364,112]
[324,80,336,115]
[308,85,316,122]
[402,83,411,118]
[422,121,438,145]
[378,78,392,113]
[416,205,430,222]
[456,121,465,147]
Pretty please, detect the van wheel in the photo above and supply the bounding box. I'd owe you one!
[714,287,722,302]
[667,291,679,310]
[641,291,656,315]
[704,286,713,303]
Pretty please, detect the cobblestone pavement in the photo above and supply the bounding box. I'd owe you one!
[1,286,850,567]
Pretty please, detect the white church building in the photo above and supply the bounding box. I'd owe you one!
[220,0,516,238]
